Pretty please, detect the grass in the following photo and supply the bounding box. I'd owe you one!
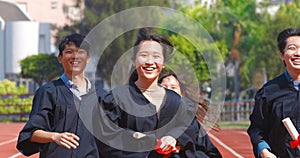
[218,120,250,130]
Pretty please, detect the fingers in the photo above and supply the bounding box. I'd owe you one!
[159,136,177,152]
[260,149,277,158]
[133,132,146,139]
[54,132,80,149]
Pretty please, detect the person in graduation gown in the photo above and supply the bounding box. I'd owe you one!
[94,27,220,158]
[248,28,300,158]
[159,70,222,157]
[16,33,100,158]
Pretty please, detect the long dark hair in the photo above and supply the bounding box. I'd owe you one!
[158,69,219,130]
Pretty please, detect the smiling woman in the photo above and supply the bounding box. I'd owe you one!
[95,28,222,158]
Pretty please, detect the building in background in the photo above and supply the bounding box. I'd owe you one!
[0,0,84,92]
[14,0,84,45]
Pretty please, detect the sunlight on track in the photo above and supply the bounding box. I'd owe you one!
[208,133,243,158]
[0,137,17,146]
[8,152,22,158]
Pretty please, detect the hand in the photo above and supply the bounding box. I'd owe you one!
[133,132,146,139]
[52,132,80,149]
[159,136,178,153]
[260,148,276,158]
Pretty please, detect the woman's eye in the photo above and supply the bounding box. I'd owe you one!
[139,54,147,57]
[78,50,85,55]
[288,45,297,51]
[161,84,167,88]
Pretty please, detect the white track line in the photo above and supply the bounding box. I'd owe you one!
[0,137,22,158]
[208,133,244,158]
[8,152,22,158]
[0,137,17,146]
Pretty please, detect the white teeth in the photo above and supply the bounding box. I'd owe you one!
[71,61,80,64]
[144,67,154,71]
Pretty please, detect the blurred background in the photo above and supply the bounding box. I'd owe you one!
[3,1,298,157]
[0,0,297,125]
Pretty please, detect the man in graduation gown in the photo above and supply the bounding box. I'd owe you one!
[248,28,300,157]
[16,33,100,158]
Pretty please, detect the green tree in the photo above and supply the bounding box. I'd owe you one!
[166,0,261,100]
[57,0,172,85]
[20,54,63,86]
[55,0,300,100]
[175,0,300,99]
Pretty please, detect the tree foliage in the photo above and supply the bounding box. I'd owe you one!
[20,54,63,86]
[55,0,300,100]
[167,0,300,100]
[57,0,172,85]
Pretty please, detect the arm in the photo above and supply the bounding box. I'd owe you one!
[193,120,222,158]
[156,97,197,153]
[30,129,79,149]
[17,83,57,155]
[247,89,274,158]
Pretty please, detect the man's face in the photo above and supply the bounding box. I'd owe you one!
[58,42,90,76]
[280,36,300,74]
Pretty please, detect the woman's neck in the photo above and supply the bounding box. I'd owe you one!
[135,78,165,111]
[135,78,160,92]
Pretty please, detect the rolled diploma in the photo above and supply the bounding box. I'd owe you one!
[282,117,300,150]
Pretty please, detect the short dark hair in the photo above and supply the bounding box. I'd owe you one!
[132,28,174,61]
[58,33,90,55]
[277,28,300,54]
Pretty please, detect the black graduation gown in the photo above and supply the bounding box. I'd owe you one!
[94,82,221,158]
[248,73,300,157]
[16,79,100,158]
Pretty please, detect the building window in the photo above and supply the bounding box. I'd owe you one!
[68,6,81,21]
[51,1,58,9]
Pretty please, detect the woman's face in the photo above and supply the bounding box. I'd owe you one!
[133,40,165,81]
[280,36,300,74]
[160,75,183,96]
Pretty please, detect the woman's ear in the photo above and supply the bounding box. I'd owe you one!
[279,51,284,60]
[131,59,136,67]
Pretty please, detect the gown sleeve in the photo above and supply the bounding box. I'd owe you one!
[93,90,156,154]
[247,88,270,157]
[176,98,222,158]
[16,83,56,156]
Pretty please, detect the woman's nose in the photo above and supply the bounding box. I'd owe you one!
[294,48,300,56]
[145,56,154,64]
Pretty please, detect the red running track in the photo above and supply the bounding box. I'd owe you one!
[0,123,254,158]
